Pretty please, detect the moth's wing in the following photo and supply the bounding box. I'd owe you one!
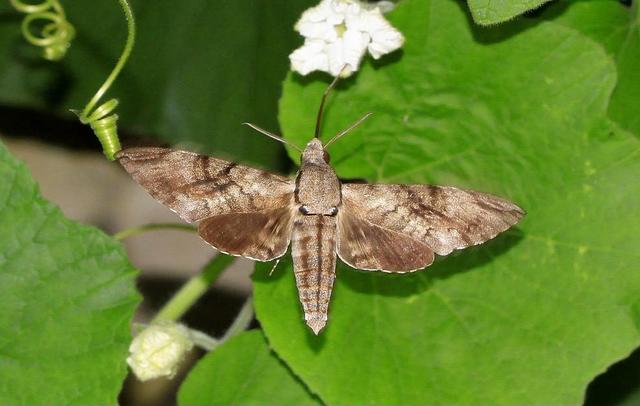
[116,147,295,222]
[337,206,434,272]
[198,206,295,261]
[338,184,524,271]
[116,147,296,261]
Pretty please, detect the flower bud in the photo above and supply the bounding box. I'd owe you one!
[127,322,194,381]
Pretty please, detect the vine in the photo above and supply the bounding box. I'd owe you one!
[11,0,136,160]
[73,0,135,160]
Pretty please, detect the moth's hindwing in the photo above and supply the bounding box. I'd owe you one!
[199,205,295,261]
[337,203,435,272]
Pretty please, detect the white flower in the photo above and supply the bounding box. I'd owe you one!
[290,39,329,75]
[127,322,194,381]
[290,0,404,77]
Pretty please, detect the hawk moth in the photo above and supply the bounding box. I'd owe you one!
[116,82,524,335]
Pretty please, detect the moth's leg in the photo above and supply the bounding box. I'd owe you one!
[268,259,281,276]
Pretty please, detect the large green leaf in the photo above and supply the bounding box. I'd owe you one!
[0,0,314,169]
[0,139,140,404]
[467,0,550,25]
[254,0,640,404]
[178,330,320,405]
[542,0,640,136]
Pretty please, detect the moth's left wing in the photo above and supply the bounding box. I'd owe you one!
[116,147,295,222]
[337,184,524,272]
[116,147,296,261]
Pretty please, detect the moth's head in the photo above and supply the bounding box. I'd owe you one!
[302,138,330,163]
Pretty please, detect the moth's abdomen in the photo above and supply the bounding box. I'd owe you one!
[291,214,337,335]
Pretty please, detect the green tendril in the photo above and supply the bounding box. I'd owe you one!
[10,0,75,61]
[74,0,136,161]
[11,0,136,160]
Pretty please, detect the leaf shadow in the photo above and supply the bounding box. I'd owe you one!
[370,48,405,71]
[338,227,525,298]
[453,0,550,45]
[305,326,328,352]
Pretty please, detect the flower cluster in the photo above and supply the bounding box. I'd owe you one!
[290,0,404,77]
[127,322,194,381]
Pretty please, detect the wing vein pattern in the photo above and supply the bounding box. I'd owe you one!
[337,184,524,272]
[117,147,296,261]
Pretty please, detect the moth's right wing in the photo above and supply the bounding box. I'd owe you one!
[116,147,296,261]
[337,209,435,273]
[337,184,524,272]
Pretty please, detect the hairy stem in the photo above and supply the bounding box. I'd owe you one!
[152,255,235,323]
[113,222,196,240]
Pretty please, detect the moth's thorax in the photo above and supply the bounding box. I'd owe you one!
[296,139,341,215]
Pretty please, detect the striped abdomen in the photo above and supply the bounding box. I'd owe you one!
[291,213,337,335]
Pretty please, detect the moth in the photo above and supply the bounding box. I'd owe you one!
[116,77,524,335]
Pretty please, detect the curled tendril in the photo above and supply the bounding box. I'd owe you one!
[10,0,75,61]
[10,0,135,160]
[74,99,121,160]
[12,0,135,160]
[74,0,135,161]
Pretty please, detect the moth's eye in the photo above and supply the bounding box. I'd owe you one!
[323,150,330,163]
[299,205,310,215]
[328,207,338,216]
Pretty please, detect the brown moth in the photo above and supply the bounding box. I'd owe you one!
[116,78,525,335]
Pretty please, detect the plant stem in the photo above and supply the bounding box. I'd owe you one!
[189,329,219,350]
[221,296,254,342]
[152,254,235,323]
[113,222,196,240]
[188,296,254,351]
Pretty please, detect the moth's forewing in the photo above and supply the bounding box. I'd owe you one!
[340,184,524,258]
[116,147,295,223]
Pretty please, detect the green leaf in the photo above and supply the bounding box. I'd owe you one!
[541,0,640,136]
[467,0,550,25]
[255,0,640,404]
[0,0,314,169]
[0,139,140,404]
[178,330,320,405]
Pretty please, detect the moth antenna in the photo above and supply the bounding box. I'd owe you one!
[323,112,373,148]
[315,65,349,139]
[243,122,303,152]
